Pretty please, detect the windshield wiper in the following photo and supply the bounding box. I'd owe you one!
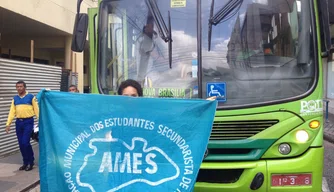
[168,11,172,69]
[208,0,215,51]
[145,0,173,68]
[208,0,243,51]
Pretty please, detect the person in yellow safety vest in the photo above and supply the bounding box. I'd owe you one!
[5,80,39,171]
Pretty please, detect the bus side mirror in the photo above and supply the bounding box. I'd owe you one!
[318,0,333,58]
[71,0,88,52]
[71,13,88,52]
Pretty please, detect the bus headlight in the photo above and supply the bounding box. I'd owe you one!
[278,143,291,155]
[296,130,309,143]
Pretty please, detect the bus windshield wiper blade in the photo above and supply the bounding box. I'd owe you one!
[208,0,215,51]
[168,11,173,69]
[146,0,169,42]
[146,0,173,68]
[211,0,243,25]
[208,0,243,51]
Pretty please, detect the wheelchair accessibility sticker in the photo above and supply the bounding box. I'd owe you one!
[206,82,226,102]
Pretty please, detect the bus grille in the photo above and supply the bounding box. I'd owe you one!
[196,169,244,183]
[210,120,279,140]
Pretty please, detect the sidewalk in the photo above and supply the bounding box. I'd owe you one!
[0,145,39,192]
[324,112,334,144]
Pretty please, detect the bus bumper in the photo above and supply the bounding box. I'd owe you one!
[194,147,324,192]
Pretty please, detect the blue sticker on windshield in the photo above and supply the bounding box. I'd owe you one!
[191,60,198,78]
[206,82,226,102]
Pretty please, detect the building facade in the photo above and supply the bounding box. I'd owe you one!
[0,0,97,92]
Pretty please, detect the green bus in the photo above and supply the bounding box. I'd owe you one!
[72,0,333,191]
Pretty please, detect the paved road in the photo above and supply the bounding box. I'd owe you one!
[324,140,334,192]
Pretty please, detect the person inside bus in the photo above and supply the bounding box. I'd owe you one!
[136,16,157,83]
[117,79,143,97]
[68,85,79,93]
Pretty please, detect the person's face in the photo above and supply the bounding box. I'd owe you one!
[122,86,139,97]
[16,83,26,95]
[69,87,78,93]
[144,23,154,35]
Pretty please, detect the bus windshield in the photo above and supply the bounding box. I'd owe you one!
[98,0,198,98]
[98,0,315,106]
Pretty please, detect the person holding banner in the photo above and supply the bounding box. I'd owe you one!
[5,80,39,171]
[117,79,143,97]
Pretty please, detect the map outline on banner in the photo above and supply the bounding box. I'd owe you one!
[76,131,181,192]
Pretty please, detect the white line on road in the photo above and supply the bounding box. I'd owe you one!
[323,177,331,192]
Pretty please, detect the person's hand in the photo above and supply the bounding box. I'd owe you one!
[206,96,217,101]
[5,126,10,134]
[34,124,39,132]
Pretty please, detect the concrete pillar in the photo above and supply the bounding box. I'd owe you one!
[84,49,90,87]
[74,52,84,93]
[65,36,72,70]
[65,36,84,93]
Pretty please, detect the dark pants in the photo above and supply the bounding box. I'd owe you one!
[15,117,34,165]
